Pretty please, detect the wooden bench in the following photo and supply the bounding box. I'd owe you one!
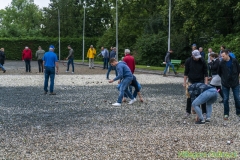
[171,59,181,70]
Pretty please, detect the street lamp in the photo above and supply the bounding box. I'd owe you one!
[58,7,61,60]
[54,0,61,60]
[83,0,86,63]
[116,0,118,61]
[168,0,171,51]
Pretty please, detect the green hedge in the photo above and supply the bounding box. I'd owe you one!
[0,37,98,60]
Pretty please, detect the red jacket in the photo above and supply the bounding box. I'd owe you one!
[22,49,32,60]
[123,54,135,74]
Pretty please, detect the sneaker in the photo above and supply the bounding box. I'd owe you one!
[72,72,74,74]
[224,115,229,120]
[112,102,121,106]
[195,119,205,124]
[163,74,167,77]
[106,78,110,80]
[203,113,207,120]
[92,67,95,69]
[89,67,91,69]
[3,70,6,73]
[44,91,47,95]
[49,92,56,95]
[205,118,211,123]
[128,98,137,105]
[174,72,178,75]
[183,113,190,119]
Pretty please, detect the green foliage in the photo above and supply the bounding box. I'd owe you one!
[134,32,168,66]
[206,33,240,61]
[0,37,98,60]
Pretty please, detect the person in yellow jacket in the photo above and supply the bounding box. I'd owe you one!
[87,45,96,69]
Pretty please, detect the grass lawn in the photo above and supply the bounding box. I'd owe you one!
[74,59,185,73]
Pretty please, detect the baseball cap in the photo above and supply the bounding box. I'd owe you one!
[192,50,201,58]
[192,44,197,47]
[49,45,55,49]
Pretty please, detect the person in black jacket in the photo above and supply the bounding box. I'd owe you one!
[183,49,208,119]
[208,53,224,103]
[218,49,240,120]
[0,48,5,66]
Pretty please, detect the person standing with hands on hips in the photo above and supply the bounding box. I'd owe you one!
[43,45,59,95]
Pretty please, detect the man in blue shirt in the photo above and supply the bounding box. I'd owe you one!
[108,58,136,106]
[42,45,59,95]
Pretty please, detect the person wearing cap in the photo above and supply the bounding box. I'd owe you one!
[36,46,45,73]
[66,45,74,73]
[42,45,59,95]
[87,45,96,69]
[183,48,208,119]
[123,49,135,74]
[218,49,240,121]
[163,49,177,77]
[22,46,32,72]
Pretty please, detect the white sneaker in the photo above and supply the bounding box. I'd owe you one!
[72,72,74,74]
[112,102,121,106]
[66,71,69,72]
[128,98,137,105]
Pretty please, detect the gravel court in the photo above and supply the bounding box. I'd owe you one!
[0,61,240,159]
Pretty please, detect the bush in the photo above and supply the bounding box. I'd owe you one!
[133,32,168,66]
[0,37,98,60]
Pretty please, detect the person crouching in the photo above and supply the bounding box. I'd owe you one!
[188,83,218,124]
[108,58,136,106]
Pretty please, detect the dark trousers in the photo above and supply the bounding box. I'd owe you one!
[38,59,43,72]
[186,98,206,114]
[67,58,74,72]
[103,58,109,69]
[44,67,55,93]
[24,59,31,72]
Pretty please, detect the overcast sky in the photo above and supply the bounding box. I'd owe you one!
[0,0,50,10]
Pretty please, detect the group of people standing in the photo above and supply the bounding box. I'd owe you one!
[22,45,74,74]
[183,44,240,124]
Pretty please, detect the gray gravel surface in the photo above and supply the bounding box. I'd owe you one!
[0,61,240,159]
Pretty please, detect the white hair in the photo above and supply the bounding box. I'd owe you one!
[125,49,130,53]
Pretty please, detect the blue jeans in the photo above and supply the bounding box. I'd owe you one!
[117,83,141,98]
[44,67,55,93]
[67,58,74,72]
[222,85,240,116]
[0,63,6,71]
[24,59,31,72]
[192,88,218,120]
[117,77,134,103]
[103,58,109,69]
[106,64,117,79]
[163,62,176,74]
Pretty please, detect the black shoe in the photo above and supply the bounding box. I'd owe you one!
[163,74,167,77]
[3,70,6,73]
[92,67,95,69]
[195,119,205,124]
[219,100,223,103]
[44,91,47,95]
[49,92,56,95]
